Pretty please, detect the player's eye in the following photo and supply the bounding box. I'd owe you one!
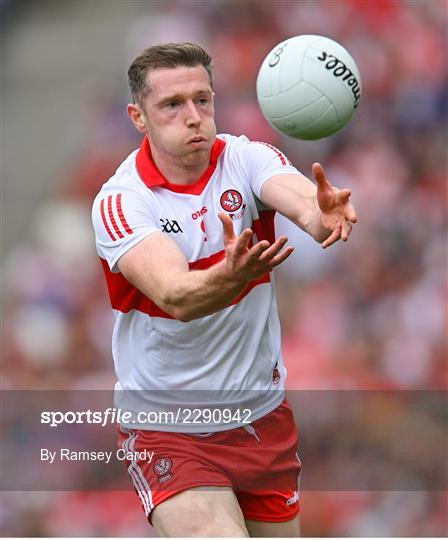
[165,101,179,109]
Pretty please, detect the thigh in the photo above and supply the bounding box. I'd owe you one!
[245,515,300,537]
[152,486,249,537]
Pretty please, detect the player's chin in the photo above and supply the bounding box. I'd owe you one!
[184,147,210,165]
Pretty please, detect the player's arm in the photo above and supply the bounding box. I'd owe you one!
[260,162,358,248]
[117,212,293,322]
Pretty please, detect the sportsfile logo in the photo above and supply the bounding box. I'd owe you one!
[160,218,183,233]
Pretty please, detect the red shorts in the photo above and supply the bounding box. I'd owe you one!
[117,398,301,523]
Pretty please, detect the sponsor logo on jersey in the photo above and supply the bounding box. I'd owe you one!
[192,206,208,220]
[286,490,299,506]
[153,456,173,483]
[220,189,243,212]
[160,218,183,233]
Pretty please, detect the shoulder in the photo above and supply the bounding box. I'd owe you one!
[218,133,252,156]
[218,133,292,167]
[217,133,257,168]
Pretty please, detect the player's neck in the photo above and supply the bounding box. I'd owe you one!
[150,145,210,185]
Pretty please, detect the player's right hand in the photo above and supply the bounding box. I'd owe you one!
[218,212,294,281]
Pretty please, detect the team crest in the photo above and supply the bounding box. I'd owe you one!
[153,457,173,483]
[220,189,243,212]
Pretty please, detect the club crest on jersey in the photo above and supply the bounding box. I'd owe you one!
[153,457,173,483]
[220,189,243,212]
[220,189,246,220]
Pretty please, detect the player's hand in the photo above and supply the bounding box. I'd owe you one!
[313,162,358,248]
[218,212,294,281]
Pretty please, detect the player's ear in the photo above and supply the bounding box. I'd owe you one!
[127,103,147,133]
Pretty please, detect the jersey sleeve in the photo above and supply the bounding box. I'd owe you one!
[237,140,301,199]
[92,186,160,272]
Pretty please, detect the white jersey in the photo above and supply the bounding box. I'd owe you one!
[92,134,300,432]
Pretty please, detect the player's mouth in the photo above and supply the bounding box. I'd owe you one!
[187,136,208,148]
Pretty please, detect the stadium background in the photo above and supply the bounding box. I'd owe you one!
[2,0,447,536]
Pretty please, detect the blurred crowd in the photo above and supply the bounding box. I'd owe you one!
[2,0,447,536]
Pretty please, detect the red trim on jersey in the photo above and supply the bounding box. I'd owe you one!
[100,259,270,319]
[100,212,276,318]
[116,193,134,235]
[100,198,117,241]
[188,249,225,270]
[100,258,172,318]
[108,195,124,239]
[136,136,226,195]
[254,141,292,166]
[253,210,276,244]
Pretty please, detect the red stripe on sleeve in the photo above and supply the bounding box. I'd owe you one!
[263,142,286,165]
[100,198,117,241]
[256,141,292,166]
[116,193,134,235]
[108,195,124,239]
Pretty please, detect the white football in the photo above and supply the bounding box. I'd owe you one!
[256,35,362,140]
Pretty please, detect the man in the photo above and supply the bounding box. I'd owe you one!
[92,42,357,537]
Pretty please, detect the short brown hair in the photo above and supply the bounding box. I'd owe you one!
[128,42,213,107]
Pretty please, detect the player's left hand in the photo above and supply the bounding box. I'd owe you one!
[313,162,358,249]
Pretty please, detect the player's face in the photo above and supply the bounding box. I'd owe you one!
[140,65,216,168]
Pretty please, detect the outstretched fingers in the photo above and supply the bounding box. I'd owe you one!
[341,220,352,241]
[323,215,354,246]
[322,226,341,249]
[345,203,358,223]
[248,240,271,260]
[220,212,295,273]
[234,228,254,256]
[218,212,235,244]
[337,189,351,204]
[247,236,293,271]
[259,236,295,268]
[269,246,295,267]
[259,236,288,263]
[313,162,332,191]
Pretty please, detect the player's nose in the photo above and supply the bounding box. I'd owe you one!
[185,100,201,127]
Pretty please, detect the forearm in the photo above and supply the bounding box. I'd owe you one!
[118,219,291,323]
[261,173,331,242]
[300,197,332,243]
[158,260,250,322]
